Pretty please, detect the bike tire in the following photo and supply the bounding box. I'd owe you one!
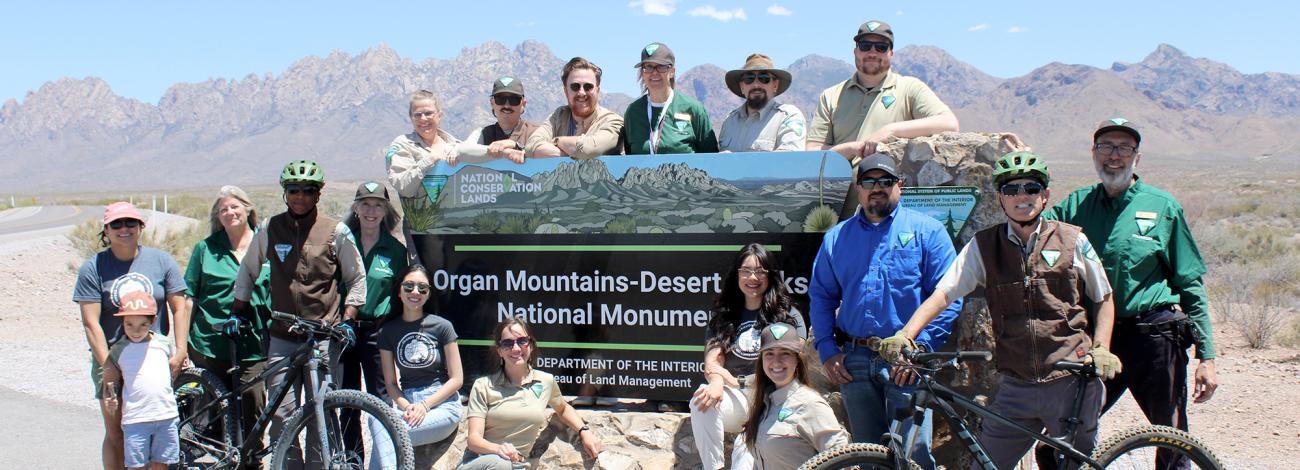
[270,389,414,470]
[175,367,241,469]
[1086,425,1225,470]
[797,443,920,470]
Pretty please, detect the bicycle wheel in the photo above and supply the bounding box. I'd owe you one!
[270,389,414,470]
[797,443,919,470]
[175,367,240,468]
[1087,425,1225,470]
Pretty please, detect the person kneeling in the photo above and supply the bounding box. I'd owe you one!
[884,152,1122,469]
[745,323,849,469]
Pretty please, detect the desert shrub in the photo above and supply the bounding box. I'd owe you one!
[603,215,637,234]
[803,205,838,233]
[473,212,502,233]
[1231,289,1292,349]
[500,213,546,234]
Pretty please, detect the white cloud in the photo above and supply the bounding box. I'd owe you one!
[896,9,904,16]
[629,0,677,16]
[766,5,793,16]
[968,23,989,32]
[690,5,748,22]
[1008,26,1029,33]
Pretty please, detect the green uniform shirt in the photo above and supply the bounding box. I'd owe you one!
[1047,176,1215,359]
[184,231,272,363]
[623,92,719,154]
[348,231,408,321]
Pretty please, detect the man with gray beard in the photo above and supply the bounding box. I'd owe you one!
[718,54,806,152]
[1046,118,1217,470]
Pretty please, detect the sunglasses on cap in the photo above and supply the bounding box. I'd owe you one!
[741,72,772,85]
[108,219,142,230]
[999,182,1045,196]
[567,82,596,93]
[856,40,891,53]
[284,184,320,196]
[493,94,522,106]
[401,281,431,294]
[497,337,533,349]
[857,175,900,188]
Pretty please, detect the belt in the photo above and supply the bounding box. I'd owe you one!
[847,336,884,351]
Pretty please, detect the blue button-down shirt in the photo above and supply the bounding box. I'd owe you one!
[809,204,962,361]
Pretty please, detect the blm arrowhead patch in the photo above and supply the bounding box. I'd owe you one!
[1109,117,1130,126]
[770,324,790,339]
[499,77,514,86]
[274,244,292,262]
[1136,219,1155,235]
[898,231,915,247]
[882,95,895,109]
[530,382,545,398]
[778,407,793,421]
[364,182,380,193]
[867,21,882,31]
[645,43,660,56]
[1041,249,1060,266]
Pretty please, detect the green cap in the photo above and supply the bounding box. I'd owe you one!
[854,20,894,44]
[636,42,675,68]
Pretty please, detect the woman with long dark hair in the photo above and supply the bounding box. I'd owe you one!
[459,318,601,469]
[690,243,805,469]
[744,323,848,469]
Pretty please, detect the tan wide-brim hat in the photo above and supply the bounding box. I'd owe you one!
[724,53,793,98]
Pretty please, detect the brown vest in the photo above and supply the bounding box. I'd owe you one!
[976,220,1092,382]
[480,121,538,148]
[266,210,342,339]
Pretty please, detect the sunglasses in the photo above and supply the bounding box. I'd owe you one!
[107,219,141,230]
[1093,143,1137,157]
[284,184,320,196]
[856,40,892,53]
[857,176,900,188]
[741,72,772,85]
[497,337,533,349]
[411,111,438,119]
[493,94,522,106]
[999,182,1045,196]
[641,64,671,74]
[567,82,596,93]
[401,281,431,294]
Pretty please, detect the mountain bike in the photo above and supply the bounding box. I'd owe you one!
[174,312,414,469]
[798,351,1224,469]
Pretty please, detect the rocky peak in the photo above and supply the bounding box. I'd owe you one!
[619,162,740,193]
[895,45,1002,106]
[532,159,616,191]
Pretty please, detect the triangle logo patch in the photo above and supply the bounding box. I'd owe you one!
[1041,249,1060,266]
[770,324,790,339]
[645,43,660,56]
[530,382,545,398]
[867,21,881,32]
[898,232,915,248]
[499,77,514,87]
[1109,117,1130,126]
[274,244,292,262]
[882,95,895,109]
[778,407,793,421]
[1136,219,1155,235]
[364,182,380,193]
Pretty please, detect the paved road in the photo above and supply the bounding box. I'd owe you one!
[0,385,102,468]
[0,205,99,237]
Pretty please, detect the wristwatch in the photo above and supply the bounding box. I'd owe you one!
[578,424,591,432]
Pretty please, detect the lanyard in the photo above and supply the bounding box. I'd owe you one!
[645,89,673,155]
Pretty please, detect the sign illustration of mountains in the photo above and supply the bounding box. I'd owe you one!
[412,152,852,235]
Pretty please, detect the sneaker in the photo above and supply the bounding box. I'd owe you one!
[655,400,689,412]
[569,396,596,406]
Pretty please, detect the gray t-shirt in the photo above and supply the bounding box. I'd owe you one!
[706,307,807,378]
[377,314,458,389]
[73,247,187,345]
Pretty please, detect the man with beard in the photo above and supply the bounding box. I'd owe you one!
[808,153,961,469]
[892,152,1120,469]
[466,76,536,161]
[526,57,625,159]
[718,54,806,152]
[1045,119,1217,470]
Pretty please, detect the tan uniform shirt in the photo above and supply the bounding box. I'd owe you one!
[525,105,624,159]
[752,381,850,470]
[384,130,495,231]
[718,101,807,152]
[807,70,952,146]
[467,368,566,459]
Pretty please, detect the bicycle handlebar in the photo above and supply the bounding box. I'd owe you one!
[270,311,347,340]
[908,350,993,365]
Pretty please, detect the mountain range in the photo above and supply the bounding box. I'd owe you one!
[2,41,1297,193]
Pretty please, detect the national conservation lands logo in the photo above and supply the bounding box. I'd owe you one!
[396,331,440,369]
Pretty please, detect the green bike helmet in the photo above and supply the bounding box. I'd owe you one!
[280,160,325,187]
[992,151,1050,187]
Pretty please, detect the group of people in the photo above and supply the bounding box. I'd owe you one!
[75,17,1217,470]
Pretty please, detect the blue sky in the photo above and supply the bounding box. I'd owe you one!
[3,0,1297,105]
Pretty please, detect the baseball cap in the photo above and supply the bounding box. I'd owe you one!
[1093,117,1141,145]
[635,42,675,67]
[354,181,390,201]
[103,201,143,225]
[759,323,804,353]
[857,153,901,179]
[114,291,157,317]
[491,76,525,97]
[854,20,894,44]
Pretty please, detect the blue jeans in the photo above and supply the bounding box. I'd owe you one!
[840,346,935,469]
[369,383,463,470]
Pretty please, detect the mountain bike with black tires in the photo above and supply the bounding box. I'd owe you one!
[797,350,1224,470]
[173,312,414,469]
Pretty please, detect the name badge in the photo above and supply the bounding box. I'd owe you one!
[1135,211,1158,219]
[673,112,692,122]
